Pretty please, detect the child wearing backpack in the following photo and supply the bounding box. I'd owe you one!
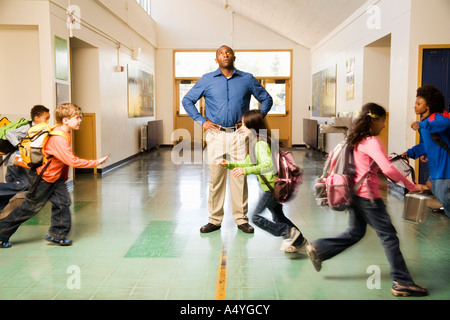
[0,103,108,248]
[0,105,50,206]
[401,85,450,217]
[307,103,429,297]
[218,109,307,252]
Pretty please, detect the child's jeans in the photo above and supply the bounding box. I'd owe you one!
[0,178,71,240]
[312,196,415,285]
[431,179,450,217]
[251,190,297,238]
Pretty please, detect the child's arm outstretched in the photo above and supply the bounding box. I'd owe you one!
[216,141,274,178]
[216,159,246,178]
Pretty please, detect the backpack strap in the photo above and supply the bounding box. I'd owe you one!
[259,174,275,194]
[27,129,68,194]
[431,133,450,156]
[28,157,53,194]
[353,160,377,205]
[0,151,14,166]
[49,128,69,140]
[354,161,376,190]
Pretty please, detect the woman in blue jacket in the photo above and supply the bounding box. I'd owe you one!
[403,85,450,217]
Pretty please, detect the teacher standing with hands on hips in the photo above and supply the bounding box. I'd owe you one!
[182,45,273,234]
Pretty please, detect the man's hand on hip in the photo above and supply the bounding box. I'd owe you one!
[203,120,221,133]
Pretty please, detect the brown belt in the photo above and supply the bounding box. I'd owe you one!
[219,123,242,132]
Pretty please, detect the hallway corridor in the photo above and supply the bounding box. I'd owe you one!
[0,147,449,300]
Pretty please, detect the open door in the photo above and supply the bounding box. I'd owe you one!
[73,113,97,174]
[417,45,450,183]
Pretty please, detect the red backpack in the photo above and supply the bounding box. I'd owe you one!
[260,149,303,203]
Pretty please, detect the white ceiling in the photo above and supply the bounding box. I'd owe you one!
[212,0,370,48]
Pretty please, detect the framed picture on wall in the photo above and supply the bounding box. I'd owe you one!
[346,57,355,101]
[312,65,336,117]
[127,65,155,118]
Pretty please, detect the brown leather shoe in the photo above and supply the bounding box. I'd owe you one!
[237,223,254,234]
[200,223,221,233]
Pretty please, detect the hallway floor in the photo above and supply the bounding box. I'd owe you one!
[0,147,449,300]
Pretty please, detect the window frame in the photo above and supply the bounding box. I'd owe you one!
[173,49,293,117]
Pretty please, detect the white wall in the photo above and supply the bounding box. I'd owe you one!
[0,0,158,168]
[0,0,53,114]
[0,26,42,115]
[311,0,414,154]
[311,0,450,154]
[151,0,311,145]
[363,44,391,108]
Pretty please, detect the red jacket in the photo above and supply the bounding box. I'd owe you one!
[37,126,102,183]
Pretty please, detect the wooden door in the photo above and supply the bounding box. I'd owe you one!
[73,113,97,174]
[174,79,205,149]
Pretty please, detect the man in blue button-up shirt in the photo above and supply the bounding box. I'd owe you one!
[183,45,273,234]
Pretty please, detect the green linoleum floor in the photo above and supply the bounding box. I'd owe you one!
[0,147,449,300]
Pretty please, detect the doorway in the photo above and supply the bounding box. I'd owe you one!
[417,45,450,184]
[174,79,205,149]
[363,34,392,153]
[70,37,100,175]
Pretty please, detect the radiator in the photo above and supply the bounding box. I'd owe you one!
[147,120,163,150]
[140,125,148,151]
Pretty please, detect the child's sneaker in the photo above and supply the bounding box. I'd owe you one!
[306,244,322,272]
[284,238,308,253]
[280,227,300,251]
[391,281,428,297]
[0,236,12,248]
[45,234,72,246]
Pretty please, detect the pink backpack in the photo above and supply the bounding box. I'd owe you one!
[260,150,303,203]
[315,140,375,211]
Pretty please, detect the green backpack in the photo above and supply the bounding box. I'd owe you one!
[0,118,30,164]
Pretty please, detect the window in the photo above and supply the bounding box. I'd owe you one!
[136,0,151,16]
[174,50,292,116]
[175,52,216,78]
[234,51,291,77]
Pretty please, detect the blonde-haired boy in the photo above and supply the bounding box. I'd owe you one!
[0,103,108,248]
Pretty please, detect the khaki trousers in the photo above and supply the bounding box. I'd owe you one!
[205,130,248,226]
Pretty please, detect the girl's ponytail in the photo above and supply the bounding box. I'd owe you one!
[347,103,386,149]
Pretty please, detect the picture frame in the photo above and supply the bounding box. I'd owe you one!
[127,65,155,118]
[312,65,337,117]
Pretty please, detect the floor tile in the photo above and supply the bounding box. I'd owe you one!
[0,147,449,301]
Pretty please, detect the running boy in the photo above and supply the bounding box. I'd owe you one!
[218,109,307,252]
[0,103,108,248]
[0,105,50,203]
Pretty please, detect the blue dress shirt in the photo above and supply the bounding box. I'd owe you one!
[182,68,273,127]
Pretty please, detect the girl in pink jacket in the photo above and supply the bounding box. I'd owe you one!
[306,103,428,297]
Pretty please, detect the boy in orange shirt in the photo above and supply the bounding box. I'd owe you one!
[0,103,108,248]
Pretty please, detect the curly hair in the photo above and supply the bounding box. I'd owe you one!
[417,84,446,114]
[55,103,82,124]
[30,105,49,121]
[346,103,386,149]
